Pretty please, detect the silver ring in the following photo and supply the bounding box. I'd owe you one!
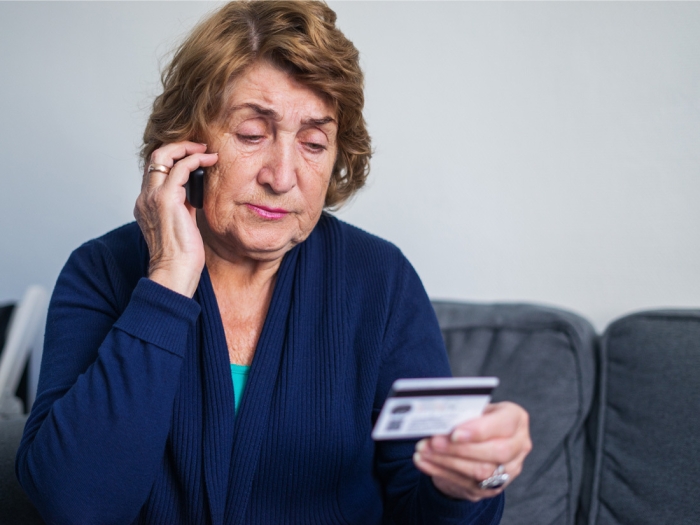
[478,465,510,490]
[147,163,171,175]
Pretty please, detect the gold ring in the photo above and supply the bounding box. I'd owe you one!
[147,164,171,175]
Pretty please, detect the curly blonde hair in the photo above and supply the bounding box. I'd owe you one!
[142,0,371,208]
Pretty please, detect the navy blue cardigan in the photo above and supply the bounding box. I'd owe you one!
[17,214,503,524]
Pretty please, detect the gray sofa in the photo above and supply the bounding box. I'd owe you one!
[432,302,700,525]
[1,302,699,525]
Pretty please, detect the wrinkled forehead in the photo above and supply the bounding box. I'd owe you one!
[219,61,337,127]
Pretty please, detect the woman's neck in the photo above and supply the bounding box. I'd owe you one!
[205,248,281,294]
[203,242,281,366]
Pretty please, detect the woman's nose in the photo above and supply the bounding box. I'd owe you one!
[258,138,297,194]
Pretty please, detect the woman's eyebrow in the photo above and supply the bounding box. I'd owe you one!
[229,103,336,127]
[229,102,280,120]
[301,116,337,127]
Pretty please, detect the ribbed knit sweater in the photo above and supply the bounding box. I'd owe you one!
[16,214,503,525]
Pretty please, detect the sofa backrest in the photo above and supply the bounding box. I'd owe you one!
[579,310,700,525]
[432,301,597,525]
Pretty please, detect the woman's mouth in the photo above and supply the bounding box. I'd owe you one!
[245,203,289,220]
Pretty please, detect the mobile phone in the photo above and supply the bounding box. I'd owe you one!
[186,168,205,209]
[371,377,498,440]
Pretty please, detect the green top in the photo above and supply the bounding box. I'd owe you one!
[230,363,251,414]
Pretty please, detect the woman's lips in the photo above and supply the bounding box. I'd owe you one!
[245,203,289,220]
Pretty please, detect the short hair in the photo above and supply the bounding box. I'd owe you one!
[142,0,371,208]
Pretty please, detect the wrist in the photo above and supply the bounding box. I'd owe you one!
[148,265,201,298]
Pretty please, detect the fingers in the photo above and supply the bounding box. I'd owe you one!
[141,143,218,215]
[166,153,219,193]
[434,428,530,466]
[449,434,531,465]
[416,403,529,465]
[143,141,213,190]
[416,437,527,485]
[421,434,519,467]
[413,451,505,502]
[148,141,208,172]
[133,141,219,297]
[415,439,499,482]
[451,402,525,444]
[413,401,532,501]
[139,141,217,213]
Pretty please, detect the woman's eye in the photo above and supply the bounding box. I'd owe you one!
[304,142,327,153]
[237,134,264,144]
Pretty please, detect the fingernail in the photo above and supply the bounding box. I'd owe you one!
[413,452,422,464]
[416,439,428,452]
[451,429,471,443]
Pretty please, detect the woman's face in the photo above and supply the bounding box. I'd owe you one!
[199,61,338,264]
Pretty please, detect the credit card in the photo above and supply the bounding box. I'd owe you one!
[372,377,498,440]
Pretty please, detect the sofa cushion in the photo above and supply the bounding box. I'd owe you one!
[581,310,700,525]
[431,301,597,525]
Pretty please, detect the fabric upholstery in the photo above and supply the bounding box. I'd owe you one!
[581,310,700,525]
[432,301,597,525]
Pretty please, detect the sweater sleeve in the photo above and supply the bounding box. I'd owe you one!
[374,257,504,525]
[15,239,201,525]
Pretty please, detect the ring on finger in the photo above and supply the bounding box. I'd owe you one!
[478,464,510,490]
[147,163,171,175]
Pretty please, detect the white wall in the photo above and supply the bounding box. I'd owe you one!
[1,1,698,332]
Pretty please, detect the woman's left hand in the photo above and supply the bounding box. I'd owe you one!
[412,401,531,502]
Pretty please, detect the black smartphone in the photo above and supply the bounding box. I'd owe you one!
[186,168,205,209]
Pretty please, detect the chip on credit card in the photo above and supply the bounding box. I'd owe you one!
[372,377,499,440]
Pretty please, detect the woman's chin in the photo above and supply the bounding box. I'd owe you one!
[220,230,303,264]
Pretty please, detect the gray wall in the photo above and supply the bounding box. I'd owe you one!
[1,1,698,331]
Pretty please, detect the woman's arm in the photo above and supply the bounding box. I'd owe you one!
[16,142,217,524]
[374,257,505,525]
[15,237,201,525]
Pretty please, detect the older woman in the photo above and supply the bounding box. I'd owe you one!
[17,2,530,524]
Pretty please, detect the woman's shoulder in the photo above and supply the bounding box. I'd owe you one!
[319,213,405,265]
[61,222,149,299]
[74,221,147,264]
[92,221,147,251]
[317,213,416,296]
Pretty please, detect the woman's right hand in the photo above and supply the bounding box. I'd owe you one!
[134,141,218,297]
